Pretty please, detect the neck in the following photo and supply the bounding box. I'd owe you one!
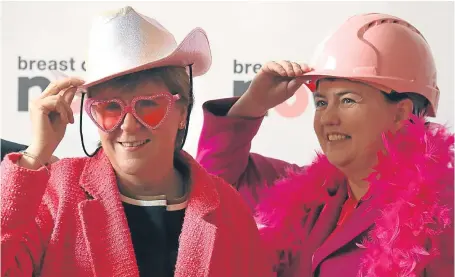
[117,161,185,202]
[345,168,372,200]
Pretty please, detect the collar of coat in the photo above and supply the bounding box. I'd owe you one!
[256,116,454,277]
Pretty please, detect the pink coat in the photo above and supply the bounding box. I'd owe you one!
[197,97,454,277]
[1,149,269,277]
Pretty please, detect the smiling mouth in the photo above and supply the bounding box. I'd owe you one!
[327,134,351,141]
[119,139,150,147]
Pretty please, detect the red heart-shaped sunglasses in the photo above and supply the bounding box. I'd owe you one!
[84,92,180,132]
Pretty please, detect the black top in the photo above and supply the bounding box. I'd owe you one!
[121,154,190,277]
[122,198,186,277]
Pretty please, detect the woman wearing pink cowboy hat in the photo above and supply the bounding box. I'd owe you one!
[197,13,454,276]
[1,6,269,277]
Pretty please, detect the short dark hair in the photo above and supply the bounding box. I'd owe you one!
[316,77,430,116]
[381,91,429,117]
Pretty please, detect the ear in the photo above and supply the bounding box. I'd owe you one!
[393,98,414,129]
[177,104,188,129]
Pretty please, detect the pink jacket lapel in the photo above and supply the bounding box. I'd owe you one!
[78,151,139,277]
[174,153,221,277]
[311,194,381,273]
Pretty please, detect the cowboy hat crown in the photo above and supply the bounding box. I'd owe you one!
[82,6,211,89]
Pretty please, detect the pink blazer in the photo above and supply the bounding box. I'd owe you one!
[1,149,270,277]
[196,97,454,277]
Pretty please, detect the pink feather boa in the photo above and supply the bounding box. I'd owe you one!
[255,117,454,277]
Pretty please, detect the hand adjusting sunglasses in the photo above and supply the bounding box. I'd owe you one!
[84,92,180,132]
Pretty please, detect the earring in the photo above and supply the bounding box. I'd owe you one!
[179,121,186,129]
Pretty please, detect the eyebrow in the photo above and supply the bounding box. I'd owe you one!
[313,91,358,98]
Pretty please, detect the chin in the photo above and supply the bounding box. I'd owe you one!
[116,158,148,175]
[325,153,353,170]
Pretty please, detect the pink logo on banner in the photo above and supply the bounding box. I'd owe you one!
[274,85,310,118]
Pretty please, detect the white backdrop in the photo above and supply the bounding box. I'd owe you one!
[1,1,454,166]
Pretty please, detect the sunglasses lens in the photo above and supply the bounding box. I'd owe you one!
[90,101,123,131]
[135,97,171,127]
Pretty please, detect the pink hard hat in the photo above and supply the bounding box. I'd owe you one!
[303,13,439,116]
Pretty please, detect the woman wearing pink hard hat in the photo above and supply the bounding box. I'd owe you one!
[197,13,453,276]
[1,6,269,277]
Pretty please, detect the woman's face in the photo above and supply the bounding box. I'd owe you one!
[89,79,186,176]
[313,79,413,174]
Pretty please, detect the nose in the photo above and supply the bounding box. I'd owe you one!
[319,104,341,126]
[120,113,142,132]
